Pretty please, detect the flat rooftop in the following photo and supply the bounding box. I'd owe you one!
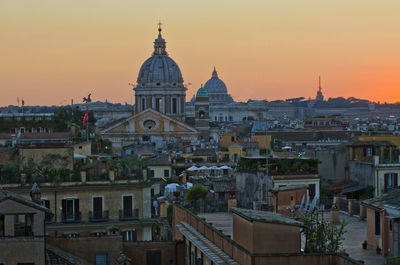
[198,212,233,237]
[231,208,303,227]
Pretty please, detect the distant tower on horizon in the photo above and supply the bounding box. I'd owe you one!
[315,76,324,101]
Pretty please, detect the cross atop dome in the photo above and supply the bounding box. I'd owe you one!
[157,20,163,36]
[153,21,167,56]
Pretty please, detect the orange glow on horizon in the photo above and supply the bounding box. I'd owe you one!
[0,0,399,106]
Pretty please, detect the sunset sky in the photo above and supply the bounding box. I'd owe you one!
[0,0,399,106]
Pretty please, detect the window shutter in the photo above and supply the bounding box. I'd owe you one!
[75,199,80,218]
[61,199,66,220]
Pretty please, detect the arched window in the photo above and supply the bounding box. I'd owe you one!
[199,110,205,119]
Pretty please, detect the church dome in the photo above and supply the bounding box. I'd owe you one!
[196,85,208,97]
[137,56,183,83]
[137,26,183,84]
[203,68,227,93]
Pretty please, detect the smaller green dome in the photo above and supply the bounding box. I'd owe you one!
[196,86,208,97]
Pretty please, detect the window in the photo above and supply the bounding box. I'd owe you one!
[142,98,146,111]
[375,211,381,236]
[172,98,177,114]
[122,195,134,218]
[92,197,103,219]
[95,253,108,265]
[42,199,52,223]
[364,147,373,157]
[199,110,205,119]
[262,184,266,201]
[148,169,155,178]
[61,198,80,222]
[155,98,162,112]
[390,220,393,231]
[309,184,316,198]
[164,169,170,178]
[41,199,50,209]
[143,120,156,130]
[14,214,33,236]
[123,230,137,242]
[0,215,4,237]
[384,173,398,189]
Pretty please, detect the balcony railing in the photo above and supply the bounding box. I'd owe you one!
[61,211,81,223]
[89,210,109,222]
[119,208,139,220]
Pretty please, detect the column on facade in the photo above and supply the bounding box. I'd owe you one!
[162,96,166,114]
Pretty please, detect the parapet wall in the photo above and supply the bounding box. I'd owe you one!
[172,204,362,265]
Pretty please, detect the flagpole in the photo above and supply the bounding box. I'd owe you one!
[86,122,89,142]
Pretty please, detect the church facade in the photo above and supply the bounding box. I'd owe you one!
[101,25,200,153]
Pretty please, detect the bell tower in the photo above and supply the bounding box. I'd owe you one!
[195,85,210,141]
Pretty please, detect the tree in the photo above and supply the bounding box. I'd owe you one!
[184,184,208,201]
[0,162,19,184]
[303,212,346,254]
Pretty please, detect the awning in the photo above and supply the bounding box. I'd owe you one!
[187,166,199,171]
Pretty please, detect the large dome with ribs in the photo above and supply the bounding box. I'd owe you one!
[137,27,183,85]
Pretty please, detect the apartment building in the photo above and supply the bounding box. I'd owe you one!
[6,180,166,242]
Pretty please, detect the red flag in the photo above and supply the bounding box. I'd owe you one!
[82,108,89,125]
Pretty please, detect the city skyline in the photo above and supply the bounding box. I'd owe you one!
[1,0,399,106]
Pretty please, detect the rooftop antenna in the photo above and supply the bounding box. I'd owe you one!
[319,76,322,92]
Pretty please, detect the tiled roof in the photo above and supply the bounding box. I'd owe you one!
[193,148,217,157]
[267,130,361,142]
[272,152,297,158]
[273,174,319,180]
[20,132,70,139]
[238,141,259,149]
[271,184,308,192]
[231,208,303,227]
[212,179,235,192]
[148,154,171,166]
[362,189,400,210]
[46,244,89,265]
[347,140,395,147]
[0,189,51,213]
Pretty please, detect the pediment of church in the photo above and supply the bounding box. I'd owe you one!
[101,108,198,135]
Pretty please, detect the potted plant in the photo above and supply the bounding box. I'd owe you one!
[362,241,367,249]
[376,246,382,255]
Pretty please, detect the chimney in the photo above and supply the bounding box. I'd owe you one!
[30,182,41,204]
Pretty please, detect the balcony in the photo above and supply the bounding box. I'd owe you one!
[119,208,139,221]
[89,210,109,222]
[61,211,81,223]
